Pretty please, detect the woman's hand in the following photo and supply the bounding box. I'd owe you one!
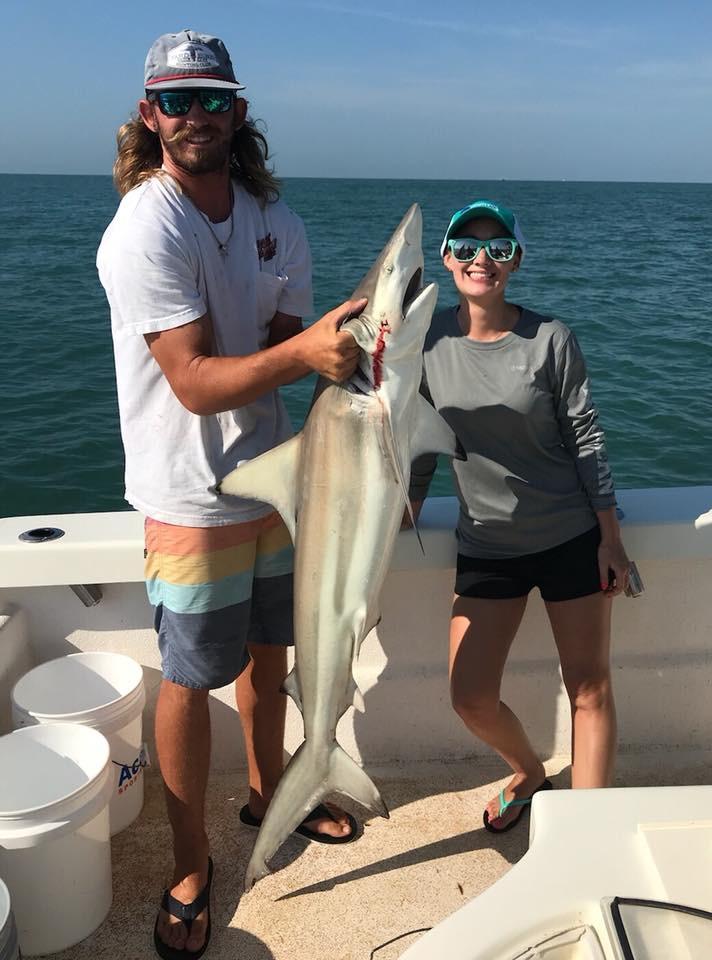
[596,506,630,597]
[597,538,630,596]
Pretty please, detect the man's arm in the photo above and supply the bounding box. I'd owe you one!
[145,297,366,416]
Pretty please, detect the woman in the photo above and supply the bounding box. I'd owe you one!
[409,200,630,832]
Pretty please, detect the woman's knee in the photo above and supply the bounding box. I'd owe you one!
[450,682,499,729]
[563,673,613,713]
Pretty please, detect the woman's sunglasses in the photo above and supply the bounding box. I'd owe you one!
[447,237,519,263]
[149,90,236,117]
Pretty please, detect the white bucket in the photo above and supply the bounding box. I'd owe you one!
[0,724,112,956]
[11,652,146,835]
[0,606,34,737]
[0,878,19,960]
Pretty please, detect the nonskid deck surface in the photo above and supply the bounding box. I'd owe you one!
[43,756,711,960]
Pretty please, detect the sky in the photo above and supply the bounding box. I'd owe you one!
[3,0,712,182]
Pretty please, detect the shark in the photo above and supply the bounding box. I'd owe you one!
[217,204,460,888]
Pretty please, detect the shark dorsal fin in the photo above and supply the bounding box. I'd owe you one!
[410,395,462,461]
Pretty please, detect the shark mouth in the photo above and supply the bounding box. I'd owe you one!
[372,323,389,388]
[371,266,425,388]
[402,267,423,316]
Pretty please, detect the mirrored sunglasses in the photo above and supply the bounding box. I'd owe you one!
[150,90,236,117]
[447,237,519,263]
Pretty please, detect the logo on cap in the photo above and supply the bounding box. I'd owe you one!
[166,42,220,71]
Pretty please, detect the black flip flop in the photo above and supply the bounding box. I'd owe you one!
[483,779,553,834]
[154,857,213,960]
[239,802,359,844]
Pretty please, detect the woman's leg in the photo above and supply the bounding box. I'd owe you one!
[450,595,547,827]
[546,592,616,788]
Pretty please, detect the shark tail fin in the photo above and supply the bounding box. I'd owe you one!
[244,741,388,888]
[328,743,389,819]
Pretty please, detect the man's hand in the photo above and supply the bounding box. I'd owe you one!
[296,297,367,382]
[144,297,368,416]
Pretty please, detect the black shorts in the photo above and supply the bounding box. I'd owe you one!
[455,526,602,602]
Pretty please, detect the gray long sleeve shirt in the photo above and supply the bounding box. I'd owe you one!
[410,306,616,558]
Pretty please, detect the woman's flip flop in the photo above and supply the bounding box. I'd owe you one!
[483,779,553,834]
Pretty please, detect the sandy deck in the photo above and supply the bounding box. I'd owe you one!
[35,752,711,960]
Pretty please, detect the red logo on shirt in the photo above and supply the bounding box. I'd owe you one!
[257,233,277,261]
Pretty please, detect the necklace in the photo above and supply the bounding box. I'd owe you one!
[195,186,234,256]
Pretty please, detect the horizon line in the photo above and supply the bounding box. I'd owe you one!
[1,171,711,186]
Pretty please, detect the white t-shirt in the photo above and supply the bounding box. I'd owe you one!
[97,175,313,526]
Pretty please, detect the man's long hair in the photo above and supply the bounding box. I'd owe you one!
[113,113,280,203]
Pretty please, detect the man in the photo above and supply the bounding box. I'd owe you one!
[97,29,365,959]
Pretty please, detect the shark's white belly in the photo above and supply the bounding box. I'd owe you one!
[292,384,405,739]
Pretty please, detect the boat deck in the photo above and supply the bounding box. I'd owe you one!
[44,753,710,960]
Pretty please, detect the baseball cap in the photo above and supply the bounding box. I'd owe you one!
[440,200,526,261]
[144,29,245,91]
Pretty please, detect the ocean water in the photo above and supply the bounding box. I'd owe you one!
[1,173,711,519]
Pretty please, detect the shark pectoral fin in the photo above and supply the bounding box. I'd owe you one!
[411,396,464,461]
[215,434,301,541]
[379,411,426,554]
[329,744,389,819]
[380,407,418,518]
[281,668,303,713]
[408,510,425,554]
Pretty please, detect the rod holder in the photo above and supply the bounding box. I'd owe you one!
[18,527,65,543]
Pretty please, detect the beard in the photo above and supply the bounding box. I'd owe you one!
[161,124,233,175]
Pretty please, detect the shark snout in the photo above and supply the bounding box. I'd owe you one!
[400,202,423,247]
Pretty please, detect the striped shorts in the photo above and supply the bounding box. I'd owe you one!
[145,512,294,690]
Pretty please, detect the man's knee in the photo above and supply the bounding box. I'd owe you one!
[160,677,211,702]
[244,643,288,689]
